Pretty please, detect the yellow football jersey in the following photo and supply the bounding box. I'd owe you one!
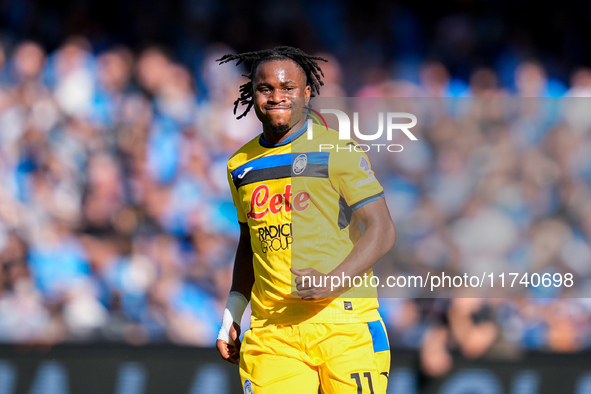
[227,123,384,327]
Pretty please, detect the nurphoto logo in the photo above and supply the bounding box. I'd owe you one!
[305,108,418,152]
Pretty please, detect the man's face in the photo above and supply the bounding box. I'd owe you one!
[252,60,311,134]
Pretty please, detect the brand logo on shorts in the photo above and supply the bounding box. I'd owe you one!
[244,379,253,394]
[293,154,307,175]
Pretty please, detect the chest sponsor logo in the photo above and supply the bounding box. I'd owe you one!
[258,223,293,253]
[247,184,310,220]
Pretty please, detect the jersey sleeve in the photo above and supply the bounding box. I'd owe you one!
[227,164,248,223]
[329,145,384,210]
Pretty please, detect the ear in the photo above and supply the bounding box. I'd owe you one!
[304,85,311,106]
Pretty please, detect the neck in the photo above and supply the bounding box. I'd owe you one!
[262,118,306,145]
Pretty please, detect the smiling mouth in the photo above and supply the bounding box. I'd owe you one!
[265,107,291,111]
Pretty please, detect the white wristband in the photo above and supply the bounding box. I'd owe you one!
[217,291,249,343]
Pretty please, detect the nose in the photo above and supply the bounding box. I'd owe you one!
[270,89,287,104]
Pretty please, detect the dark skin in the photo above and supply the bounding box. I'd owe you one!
[252,60,311,144]
[216,222,253,365]
[217,59,396,365]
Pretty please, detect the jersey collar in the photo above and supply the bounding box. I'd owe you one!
[259,123,307,148]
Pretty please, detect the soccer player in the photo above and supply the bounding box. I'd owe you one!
[215,47,396,394]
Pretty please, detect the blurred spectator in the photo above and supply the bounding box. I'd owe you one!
[419,298,498,381]
[563,67,591,135]
[52,36,95,118]
[514,61,566,97]
[467,67,507,97]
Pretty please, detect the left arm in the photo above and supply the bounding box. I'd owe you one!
[292,197,396,299]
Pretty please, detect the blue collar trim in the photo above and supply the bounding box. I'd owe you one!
[259,123,307,148]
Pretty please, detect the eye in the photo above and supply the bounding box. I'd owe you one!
[258,87,271,93]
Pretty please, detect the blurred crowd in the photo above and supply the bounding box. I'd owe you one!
[0,38,259,346]
[0,36,591,361]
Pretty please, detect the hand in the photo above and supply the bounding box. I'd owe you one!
[291,267,341,299]
[216,322,241,365]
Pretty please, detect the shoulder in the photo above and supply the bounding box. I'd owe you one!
[296,123,351,152]
[312,125,343,145]
[227,134,263,172]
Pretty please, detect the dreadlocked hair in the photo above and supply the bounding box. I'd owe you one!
[217,46,327,119]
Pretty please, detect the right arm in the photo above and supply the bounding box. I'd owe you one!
[216,222,254,365]
[230,222,255,298]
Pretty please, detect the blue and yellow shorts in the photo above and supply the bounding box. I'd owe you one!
[239,320,390,393]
